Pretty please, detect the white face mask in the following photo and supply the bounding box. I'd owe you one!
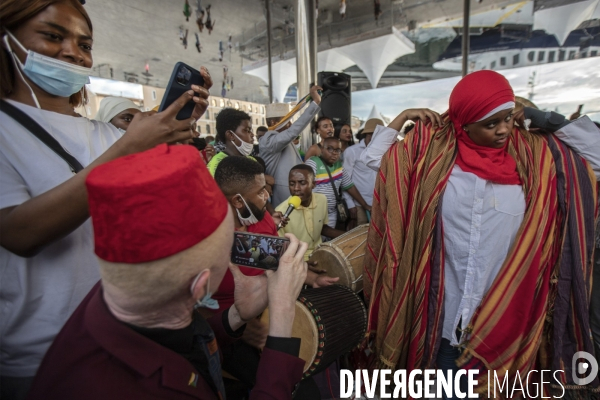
[3,31,91,108]
[117,127,127,135]
[236,194,259,226]
[295,142,301,149]
[231,132,254,156]
[191,270,219,310]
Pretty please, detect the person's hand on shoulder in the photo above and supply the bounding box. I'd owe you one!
[388,108,443,132]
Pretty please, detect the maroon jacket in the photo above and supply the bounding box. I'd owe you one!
[27,284,304,400]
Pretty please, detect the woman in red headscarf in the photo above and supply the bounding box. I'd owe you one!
[362,70,599,398]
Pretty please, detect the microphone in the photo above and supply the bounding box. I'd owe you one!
[277,196,301,229]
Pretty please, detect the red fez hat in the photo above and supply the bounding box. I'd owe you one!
[86,144,228,263]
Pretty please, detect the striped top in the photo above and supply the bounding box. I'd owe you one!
[305,156,354,213]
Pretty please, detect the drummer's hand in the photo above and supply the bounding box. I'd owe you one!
[312,275,339,288]
[230,263,268,322]
[242,318,269,349]
[264,234,308,338]
[307,261,327,274]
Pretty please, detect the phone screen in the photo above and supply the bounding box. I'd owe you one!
[231,232,290,270]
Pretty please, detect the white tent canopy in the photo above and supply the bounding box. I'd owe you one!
[244,59,297,103]
[243,49,355,102]
[317,48,355,74]
[533,0,600,45]
[336,27,415,89]
[243,29,415,100]
[359,104,386,129]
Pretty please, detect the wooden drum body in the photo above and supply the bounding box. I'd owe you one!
[308,224,369,292]
[260,285,367,378]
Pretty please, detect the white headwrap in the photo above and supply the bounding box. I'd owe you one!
[94,97,140,123]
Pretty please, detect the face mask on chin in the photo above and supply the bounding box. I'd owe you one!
[231,132,254,156]
[236,194,265,226]
[3,31,92,106]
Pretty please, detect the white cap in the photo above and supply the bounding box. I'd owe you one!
[265,103,290,119]
[95,97,140,123]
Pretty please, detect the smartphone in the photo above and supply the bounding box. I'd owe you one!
[231,232,290,270]
[158,62,204,120]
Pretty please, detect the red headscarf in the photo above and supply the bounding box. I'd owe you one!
[448,70,521,185]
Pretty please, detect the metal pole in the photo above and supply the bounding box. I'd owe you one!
[461,0,470,77]
[266,0,273,102]
[296,0,316,152]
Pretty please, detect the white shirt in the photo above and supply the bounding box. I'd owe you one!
[360,118,600,345]
[342,140,377,208]
[0,100,121,377]
[441,165,525,344]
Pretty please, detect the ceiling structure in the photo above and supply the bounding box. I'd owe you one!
[84,0,598,104]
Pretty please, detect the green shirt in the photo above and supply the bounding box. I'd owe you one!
[207,152,256,176]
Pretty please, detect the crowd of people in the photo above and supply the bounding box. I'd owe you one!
[1,1,600,400]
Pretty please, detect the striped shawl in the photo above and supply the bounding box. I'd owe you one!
[363,120,598,396]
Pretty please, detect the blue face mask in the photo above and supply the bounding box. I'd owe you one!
[4,31,91,99]
[191,270,220,310]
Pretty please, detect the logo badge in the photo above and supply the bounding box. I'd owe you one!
[572,351,599,386]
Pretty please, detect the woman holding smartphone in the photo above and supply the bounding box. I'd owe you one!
[0,1,212,398]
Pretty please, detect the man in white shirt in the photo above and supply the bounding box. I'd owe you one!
[342,118,381,225]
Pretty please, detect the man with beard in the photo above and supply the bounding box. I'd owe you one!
[213,156,277,313]
[213,156,334,399]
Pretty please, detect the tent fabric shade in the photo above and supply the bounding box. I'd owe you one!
[533,0,600,45]
[336,27,415,89]
[243,28,416,100]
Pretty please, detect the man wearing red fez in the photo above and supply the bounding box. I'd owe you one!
[27,144,310,400]
[360,70,600,398]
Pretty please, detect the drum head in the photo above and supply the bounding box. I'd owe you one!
[259,301,318,372]
[309,247,359,291]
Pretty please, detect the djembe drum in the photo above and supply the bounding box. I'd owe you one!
[308,224,369,292]
[260,284,367,378]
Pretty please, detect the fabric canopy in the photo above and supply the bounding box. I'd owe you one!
[533,0,600,45]
[244,28,415,99]
[244,59,297,103]
[337,27,415,89]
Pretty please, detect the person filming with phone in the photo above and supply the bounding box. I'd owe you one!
[0,1,212,398]
[212,156,337,398]
[26,144,309,400]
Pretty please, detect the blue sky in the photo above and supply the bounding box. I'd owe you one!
[352,58,600,123]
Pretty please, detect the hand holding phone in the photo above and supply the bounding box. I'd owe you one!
[159,63,207,120]
[119,66,212,153]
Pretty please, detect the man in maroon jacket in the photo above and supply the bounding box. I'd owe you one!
[26,144,308,400]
